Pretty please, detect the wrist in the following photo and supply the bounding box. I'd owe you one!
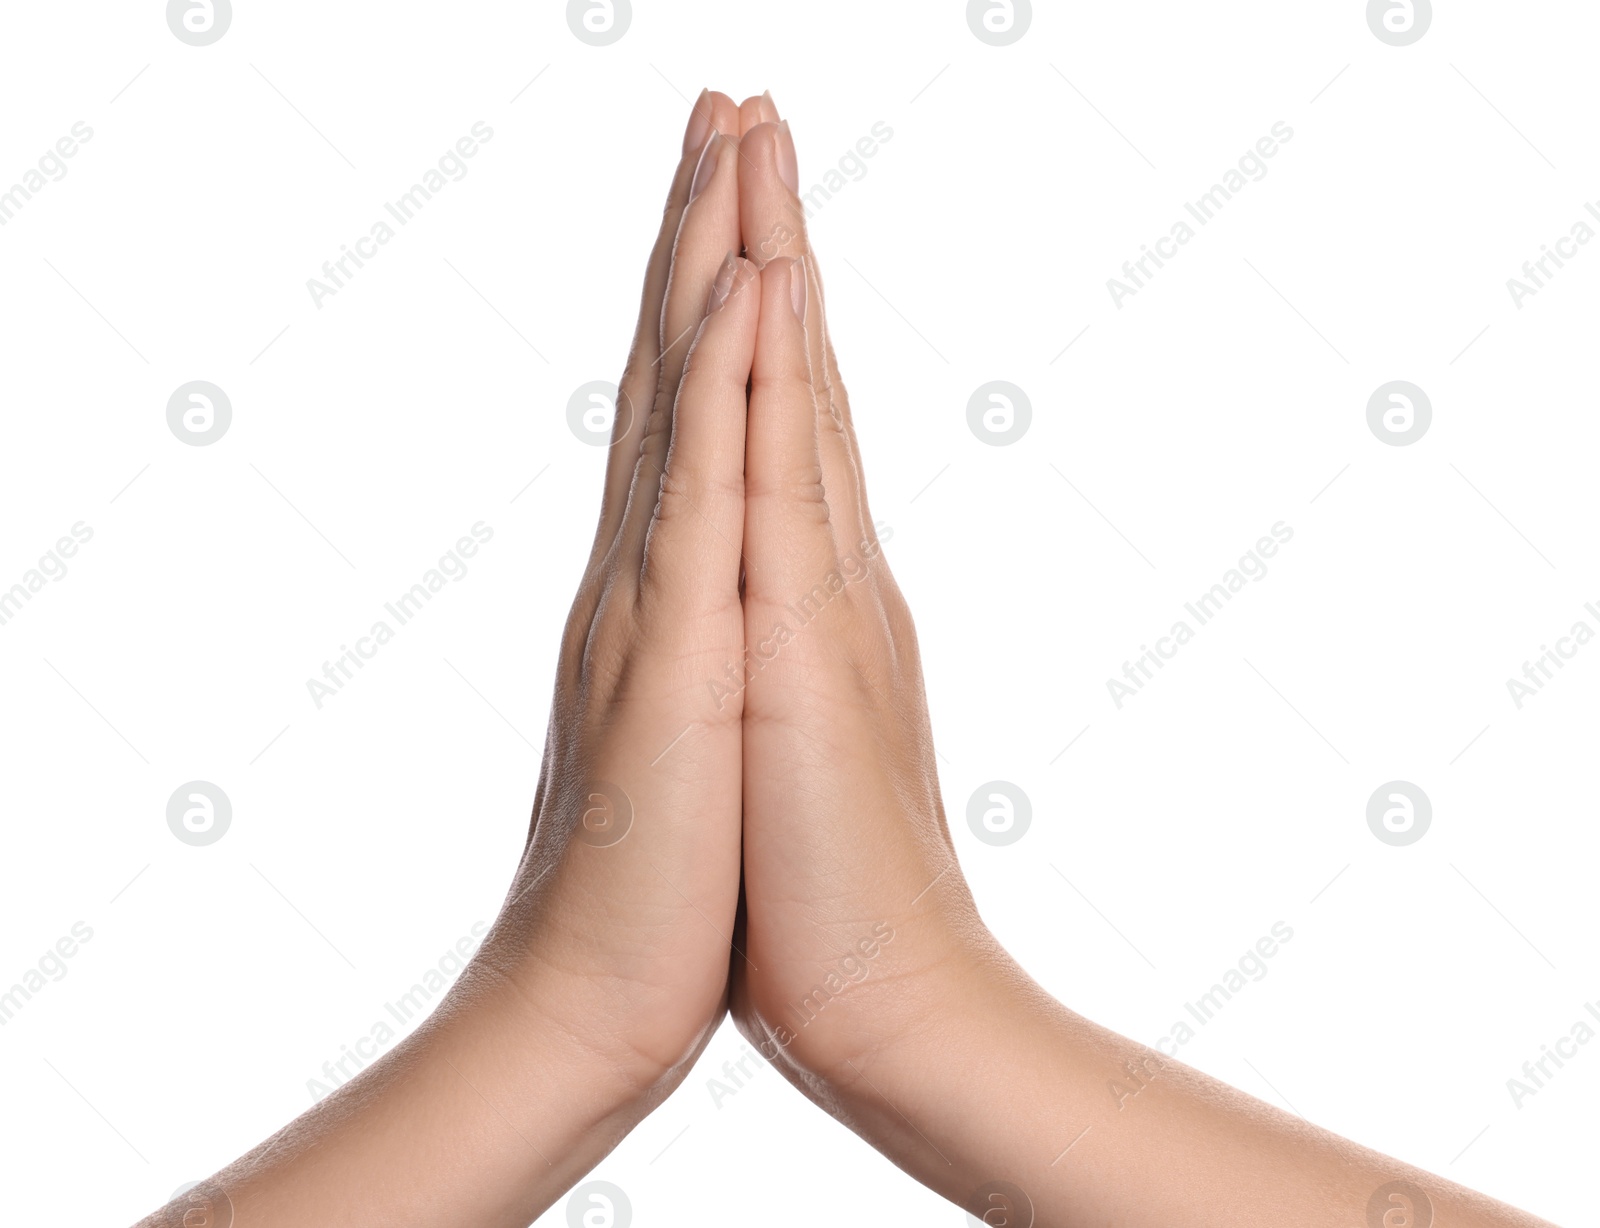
[153,962,665,1228]
[791,946,1067,1216]
[378,966,678,1219]
[736,912,1006,1092]
[454,948,688,1121]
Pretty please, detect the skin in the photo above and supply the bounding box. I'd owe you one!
[132,91,1560,1228]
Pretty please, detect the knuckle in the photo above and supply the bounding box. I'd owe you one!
[751,371,814,401]
[637,402,672,456]
[748,464,828,511]
[815,370,852,426]
[574,617,634,703]
[652,464,743,523]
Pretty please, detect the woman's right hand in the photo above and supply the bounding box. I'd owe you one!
[723,107,1560,1228]
[726,108,999,1086]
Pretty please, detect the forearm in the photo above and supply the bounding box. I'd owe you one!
[823,950,1557,1228]
[133,966,661,1228]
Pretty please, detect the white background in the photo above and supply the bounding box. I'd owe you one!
[1,1,1596,1224]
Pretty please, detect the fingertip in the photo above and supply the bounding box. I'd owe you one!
[757,259,807,354]
[706,91,741,138]
[738,92,780,133]
[706,251,739,313]
[741,121,782,179]
[682,88,713,156]
[707,254,760,315]
[690,130,728,201]
[682,91,740,161]
[732,256,762,307]
[743,121,798,197]
[738,95,763,134]
[774,121,799,194]
[739,125,809,270]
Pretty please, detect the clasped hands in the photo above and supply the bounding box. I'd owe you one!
[498,84,989,1160]
[457,86,1013,1222]
[140,89,1554,1228]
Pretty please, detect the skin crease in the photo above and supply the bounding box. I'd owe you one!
[130,91,1561,1228]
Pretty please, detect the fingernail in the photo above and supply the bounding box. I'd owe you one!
[760,90,779,123]
[690,131,723,201]
[788,260,807,323]
[708,253,738,312]
[775,121,799,195]
[683,89,712,156]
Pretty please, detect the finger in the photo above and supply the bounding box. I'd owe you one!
[638,256,760,610]
[660,130,743,399]
[596,89,739,552]
[744,258,837,604]
[737,120,805,269]
[740,122,869,547]
[738,91,778,136]
[613,125,743,577]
